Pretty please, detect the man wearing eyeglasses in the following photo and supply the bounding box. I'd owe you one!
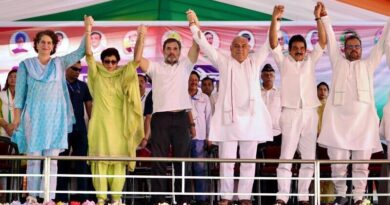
[317,3,390,205]
[57,61,93,203]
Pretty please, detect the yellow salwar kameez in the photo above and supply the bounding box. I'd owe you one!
[86,55,144,201]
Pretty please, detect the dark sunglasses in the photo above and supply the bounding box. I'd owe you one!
[70,66,82,72]
[103,60,118,65]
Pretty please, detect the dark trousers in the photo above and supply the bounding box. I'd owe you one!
[56,131,95,202]
[150,111,191,204]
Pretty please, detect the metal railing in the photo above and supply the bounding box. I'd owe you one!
[0,155,389,205]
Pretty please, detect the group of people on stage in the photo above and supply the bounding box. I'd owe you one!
[1,2,390,205]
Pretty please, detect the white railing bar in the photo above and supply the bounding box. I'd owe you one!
[181,161,185,194]
[2,173,385,181]
[2,189,390,197]
[1,155,390,164]
[0,189,316,196]
[315,161,320,205]
[2,156,389,202]
[0,155,317,163]
[0,173,318,180]
[319,177,390,180]
[320,193,390,197]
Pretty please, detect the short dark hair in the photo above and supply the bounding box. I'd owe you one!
[190,71,200,81]
[288,35,307,52]
[33,30,59,55]
[100,47,120,62]
[163,38,181,50]
[204,32,212,36]
[201,76,214,84]
[344,35,361,48]
[91,31,102,39]
[261,63,275,72]
[317,82,329,91]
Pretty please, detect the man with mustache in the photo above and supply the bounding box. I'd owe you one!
[188,71,212,205]
[188,9,273,205]
[137,26,200,205]
[270,3,327,205]
[317,2,390,205]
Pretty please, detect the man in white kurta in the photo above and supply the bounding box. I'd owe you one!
[317,4,390,204]
[261,64,282,139]
[187,10,273,205]
[270,4,327,205]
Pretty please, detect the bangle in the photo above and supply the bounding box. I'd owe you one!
[315,17,321,21]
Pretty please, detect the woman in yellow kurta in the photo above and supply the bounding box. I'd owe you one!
[85,24,145,205]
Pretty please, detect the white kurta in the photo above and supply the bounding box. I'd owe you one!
[380,93,390,159]
[318,16,390,152]
[0,90,14,137]
[272,43,323,109]
[209,92,218,115]
[191,25,273,142]
[380,93,390,136]
[261,86,282,136]
[380,92,390,140]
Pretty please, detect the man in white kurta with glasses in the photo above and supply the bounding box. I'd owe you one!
[317,2,390,205]
[187,9,273,205]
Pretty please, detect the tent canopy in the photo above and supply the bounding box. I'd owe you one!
[21,0,276,21]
